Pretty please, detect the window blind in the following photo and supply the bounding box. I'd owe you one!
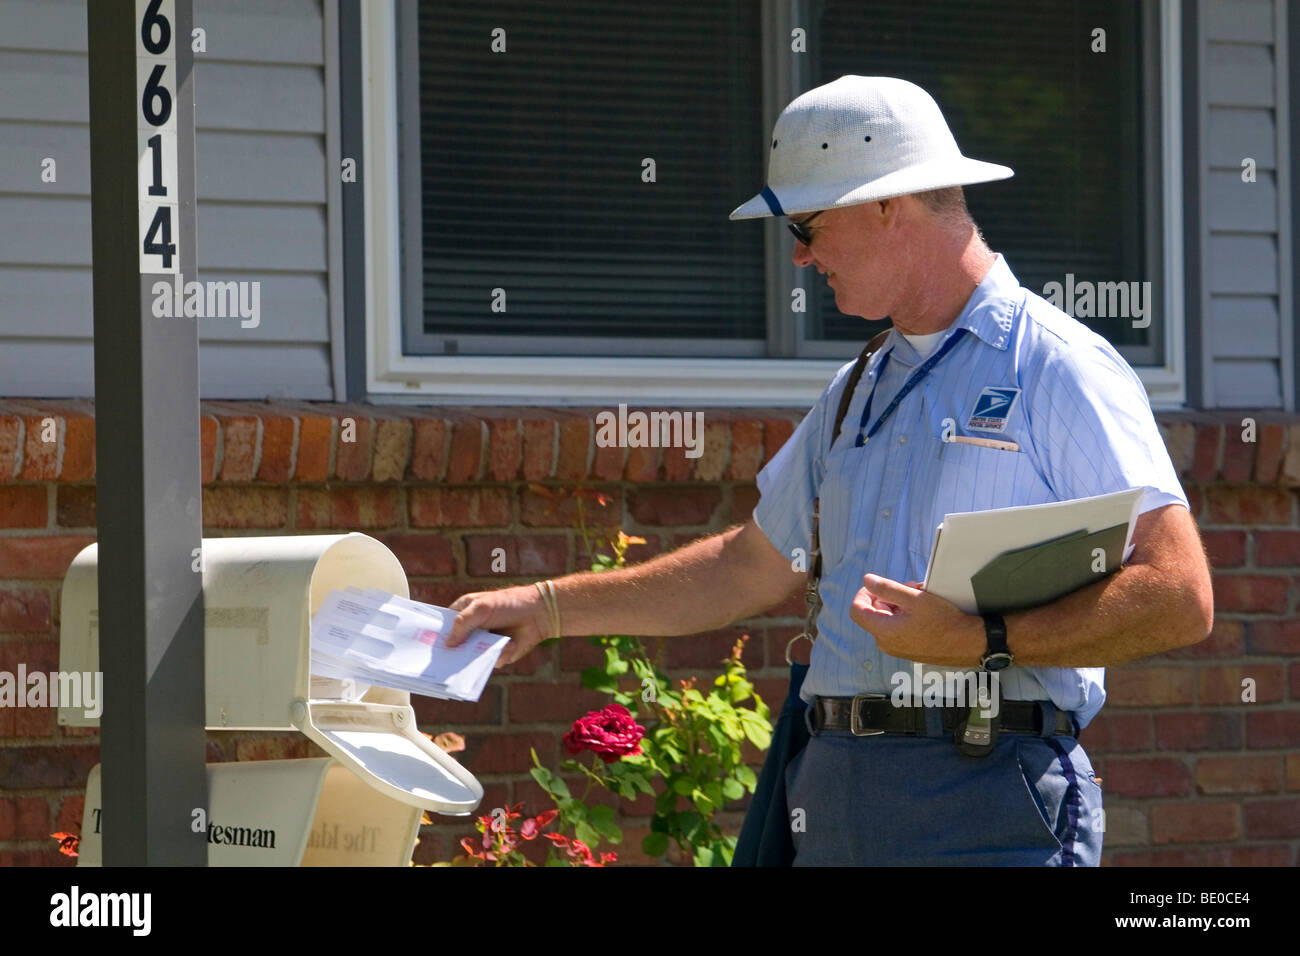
[415,0,765,353]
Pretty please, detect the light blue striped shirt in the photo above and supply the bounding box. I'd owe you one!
[754,254,1187,728]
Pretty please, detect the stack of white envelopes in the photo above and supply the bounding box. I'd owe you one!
[310,587,510,702]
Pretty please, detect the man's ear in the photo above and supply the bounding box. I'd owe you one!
[876,197,897,228]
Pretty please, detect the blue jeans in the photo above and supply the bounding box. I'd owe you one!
[784,707,1103,866]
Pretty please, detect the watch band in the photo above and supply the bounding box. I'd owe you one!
[980,613,1012,672]
[982,613,1008,655]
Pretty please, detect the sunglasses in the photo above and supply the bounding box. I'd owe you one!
[787,210,825,246]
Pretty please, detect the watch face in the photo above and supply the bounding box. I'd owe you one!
[982,652,1014,672]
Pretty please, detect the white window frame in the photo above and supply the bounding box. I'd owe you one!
[361,0,1187,408]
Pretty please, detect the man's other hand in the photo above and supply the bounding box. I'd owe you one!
[849,574,983,667]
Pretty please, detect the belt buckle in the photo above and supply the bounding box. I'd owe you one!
[849,693,887,736]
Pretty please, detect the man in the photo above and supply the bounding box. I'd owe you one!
[446,76,1213,865]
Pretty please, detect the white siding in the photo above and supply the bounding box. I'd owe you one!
[1201,0,1289,408]
[0,0,336,399]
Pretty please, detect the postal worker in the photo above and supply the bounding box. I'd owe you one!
[447,76,1213,865]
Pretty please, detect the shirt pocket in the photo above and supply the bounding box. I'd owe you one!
[907,438,1055,569]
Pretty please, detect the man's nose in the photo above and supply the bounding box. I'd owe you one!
[791,237,814,268]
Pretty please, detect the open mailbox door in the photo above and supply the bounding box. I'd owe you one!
[60,532,484,863]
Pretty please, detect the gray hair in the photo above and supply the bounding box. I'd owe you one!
[912,185,971,223]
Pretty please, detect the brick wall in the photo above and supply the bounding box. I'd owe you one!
[0,400,1296,866]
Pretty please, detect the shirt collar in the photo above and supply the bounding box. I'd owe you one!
[886,253,1019,359]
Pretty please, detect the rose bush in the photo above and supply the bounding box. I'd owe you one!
[439,485,772,867]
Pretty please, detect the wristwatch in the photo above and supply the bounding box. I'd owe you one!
[979,613,1014,672]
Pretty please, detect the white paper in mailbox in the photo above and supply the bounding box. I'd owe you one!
[309,588,509,702]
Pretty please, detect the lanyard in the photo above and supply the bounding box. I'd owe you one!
[854,328,969,446]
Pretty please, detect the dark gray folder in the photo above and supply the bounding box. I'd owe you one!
[968,522,1130,615]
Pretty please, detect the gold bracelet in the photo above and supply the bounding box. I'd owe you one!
[545,579,562,639]
[534,580,561,640]
[533,581,551,637]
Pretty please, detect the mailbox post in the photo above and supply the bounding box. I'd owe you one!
[87,0,206,865]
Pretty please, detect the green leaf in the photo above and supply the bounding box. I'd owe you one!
[742,716,772,750]
[604,646,629,676]
[674,810,704,838]
[629,658,656,681]
[729,680,753,704]
[574,820,599,847]
[581,666,618,693]
[589,805,621,842]
[641,832,669,857]
[671,776,694,796]
[722,778,745,801]
[549,777,571,800]
[736,765,757,789]
[530,766,552,788]
[691,789,715,815]
[694,845,715,867]
[705,724,727,752]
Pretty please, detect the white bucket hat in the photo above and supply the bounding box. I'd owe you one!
[730,75,1013,220]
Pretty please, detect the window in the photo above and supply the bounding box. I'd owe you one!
[367,0,1183,405]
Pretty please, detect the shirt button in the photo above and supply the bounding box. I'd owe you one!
[881,508,892,518]
[898,435,908,445]
[863,661,874,672]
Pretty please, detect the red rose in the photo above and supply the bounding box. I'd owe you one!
[562,703,645,763]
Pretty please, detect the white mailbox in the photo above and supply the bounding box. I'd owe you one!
[59,533,483,865]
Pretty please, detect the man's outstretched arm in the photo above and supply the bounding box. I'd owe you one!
[443,518,805,667]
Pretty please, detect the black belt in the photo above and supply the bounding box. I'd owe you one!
[811,694,1078,737]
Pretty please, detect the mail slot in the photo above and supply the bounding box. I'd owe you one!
[59,533,484,864]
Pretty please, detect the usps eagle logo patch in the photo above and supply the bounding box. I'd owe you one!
[967,387,1021,432]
